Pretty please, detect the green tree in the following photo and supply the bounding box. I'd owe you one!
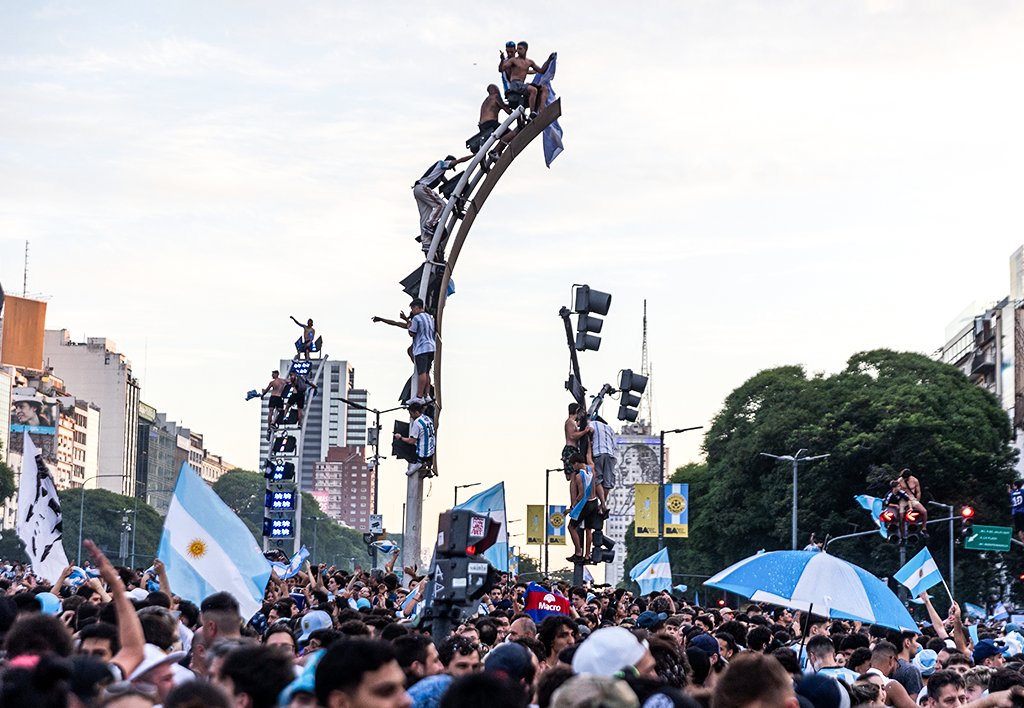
[212,470,371,568]
[58,488,163,567]
[0,438,15,504]
[626,350,1018,607]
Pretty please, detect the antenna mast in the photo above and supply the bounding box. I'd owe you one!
[23,241,29,296]
[638,299,653,434]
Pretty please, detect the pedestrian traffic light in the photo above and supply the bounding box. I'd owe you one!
[572,285,611,352]
[617,369,649,422]
[263,460,295,481]
[263,517,294,538]
[436,510,501,557]
[272,435,297,454]
[433,510,502,605]
[589,530,615,564]
[960,505,975,540]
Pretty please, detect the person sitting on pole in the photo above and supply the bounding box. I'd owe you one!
[290,316,315,360]
[393,403,435,478]
[261,370,288,437]
[566,452,600,564]
[499,41,554,120]
[470,84,513,158]
[413,154,471,251]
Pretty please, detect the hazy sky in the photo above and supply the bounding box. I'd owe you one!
[3,1,1023,572]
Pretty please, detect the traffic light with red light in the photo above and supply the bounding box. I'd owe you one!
[960,505,975,541]
[880,509,901,544]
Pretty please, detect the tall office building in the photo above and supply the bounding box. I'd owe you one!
[259,359,369,491]
[313,446,374,529]
[43,330,141,495]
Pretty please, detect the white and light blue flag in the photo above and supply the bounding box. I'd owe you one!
[455,482,508,572]
[964,603,987,620]
[271,545,309,580]
[894,547,942,597]
[629,547,672,595]
[855,495,888,539]
[993,601,1010,621]
[530,53,563,167]
[157,462,272,620]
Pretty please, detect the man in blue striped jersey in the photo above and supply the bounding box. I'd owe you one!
[394,403,436,478]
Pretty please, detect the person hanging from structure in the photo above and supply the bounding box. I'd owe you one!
[499,41,554,121]
[375,298,435,406]
[290,316,316,360]
[467,84,513,157]
[261,369,288,439]
[413,154,472,252]
[565,451,601,565]
[585,414,616,518]
[562,403,588,476]
[287,369,316,424]
[393,402,436,478]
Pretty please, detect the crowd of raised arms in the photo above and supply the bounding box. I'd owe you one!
[2,538,1024,708]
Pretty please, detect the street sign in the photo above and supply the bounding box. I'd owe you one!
[964,524,1012,552]
[369,514,383,535]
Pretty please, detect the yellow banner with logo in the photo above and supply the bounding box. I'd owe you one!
[526,505,545,545]
[634,483,659,537]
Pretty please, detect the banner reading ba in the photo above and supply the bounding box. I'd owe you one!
[663,483,689,538]
[526,505,545,545]
[547,505,567,545]
[635,484,659,537]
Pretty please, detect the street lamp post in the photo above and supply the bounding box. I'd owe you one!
[759,449,831,550]
[77,474,125,565]
[658,427,703,550]
[336,397,404,568]
[544,467,562,577]
[454,483,480,507]
[928,501,956,598]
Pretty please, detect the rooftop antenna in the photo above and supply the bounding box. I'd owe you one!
[23,240,29,296]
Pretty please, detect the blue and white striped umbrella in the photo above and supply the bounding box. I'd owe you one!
[705,550,916,631]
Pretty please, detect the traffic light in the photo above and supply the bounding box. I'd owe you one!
[904,509,922,544]
[263,517,294,538]
[617,369,649,422]
[263,460,295,481]
[432,511,503,605]
[272,435,297,454]
[573,285,611,352]
[589,530,615,564]
[265,490,297,511]
[960,505,975,541]
[880,509,901,544]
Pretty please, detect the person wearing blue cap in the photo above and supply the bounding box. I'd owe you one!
[973,638,1007,669]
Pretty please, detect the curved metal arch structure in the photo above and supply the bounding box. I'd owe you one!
[400,98,562,570]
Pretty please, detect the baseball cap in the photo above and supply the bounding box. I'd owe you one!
[913,649,938,677]
[298,610,333,642]
[572,627,648,677]
[408,674,453,708]
[129,643,187,681]
[973,638,1006,663]
[796,674,852,708]
[636,610,668,629]
[688,633,721,657]
[36,592,63,616]
[485,643,534,682]
[356,598,372,610]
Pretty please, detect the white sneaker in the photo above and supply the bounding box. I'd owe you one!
[406,462,423,477]
[405,396,424,405]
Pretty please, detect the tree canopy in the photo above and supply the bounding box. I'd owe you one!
[626,349,1018,606]
[212,470,372,568]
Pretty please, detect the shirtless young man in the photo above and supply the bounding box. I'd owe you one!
[477,84,513,156]
[261,370,288,432]
[290,316,315,360]
[499,40,554,118]
[897,468,928,523]
[562,403,588,475]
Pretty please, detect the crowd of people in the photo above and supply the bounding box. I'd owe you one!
[4,538,1024,708]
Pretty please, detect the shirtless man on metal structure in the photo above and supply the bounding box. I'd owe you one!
[499,41,554,119]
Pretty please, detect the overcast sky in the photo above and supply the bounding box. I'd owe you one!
[3,1,1023,571]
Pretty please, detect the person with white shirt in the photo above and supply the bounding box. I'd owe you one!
[413,154,471,250]
[406,299,436,405]
[394,403,436,478]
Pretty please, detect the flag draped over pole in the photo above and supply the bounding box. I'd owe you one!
[629,547,672,595]
[855,495,888,539]
[455,482,508,572]
[16,432,69,583]
[157,462,272,619]
[894,547,943,598]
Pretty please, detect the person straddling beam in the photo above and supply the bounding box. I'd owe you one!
[500,41,554,120]
[394,402,436,478]
[473,84,514,158]
[566,451,600,564]
[413,154,471,251]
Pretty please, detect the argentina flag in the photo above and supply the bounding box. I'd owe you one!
[270,545,309,580]
[455,482,508,572]
[855,495,888,539]
[894,547,943,597]
[158,463,272,619]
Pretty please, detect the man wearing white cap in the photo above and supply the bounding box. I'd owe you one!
[571,627,656,678]
[129,643,187,703]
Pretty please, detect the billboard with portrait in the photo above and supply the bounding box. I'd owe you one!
[9,388,58,463]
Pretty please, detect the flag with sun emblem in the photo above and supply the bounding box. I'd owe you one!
[157,463,272,619]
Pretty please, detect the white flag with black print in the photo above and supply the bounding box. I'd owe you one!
[16,431,69,583]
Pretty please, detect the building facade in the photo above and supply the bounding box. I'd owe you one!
[312,446,374,529]
[259,359,369,492]
[604,433,668,586]
[43,330,140,496]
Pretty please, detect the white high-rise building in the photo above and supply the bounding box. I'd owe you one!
[43,330,141,495]
[259,359,369,491]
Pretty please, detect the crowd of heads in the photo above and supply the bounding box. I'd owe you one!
[3,548,1024,708]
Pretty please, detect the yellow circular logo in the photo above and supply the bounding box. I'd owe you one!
[666,494,686,515]
[550,512,565,529]
[187,539,208,559]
